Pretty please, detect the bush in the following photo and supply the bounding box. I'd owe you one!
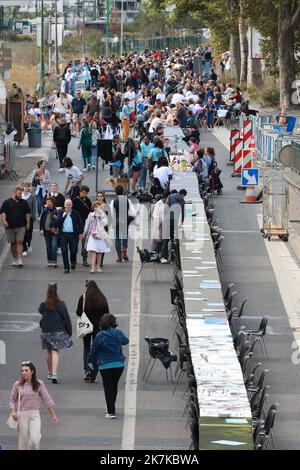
[4,31,33,42]
[260,86,280,107]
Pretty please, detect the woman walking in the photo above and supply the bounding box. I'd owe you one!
[39,196,59,267]
[79,121,92,171]
[76,281,110,382]
[130,140,143,195]
[21,181,36,257]
[88,314,129,419]
[95,192,109,268]
[32,160,51,217]
[38,283,73,384]
[9,361,59,450]
[83,201,110,273]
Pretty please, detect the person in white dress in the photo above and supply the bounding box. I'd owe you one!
[83,201,110,273]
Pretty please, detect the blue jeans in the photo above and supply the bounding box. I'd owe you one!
[60,232,78,270]
[43,231,58,263]
[36,188,45,216]
[138,159,148,188]
[206,111,214,128]
[92,146,97,167]
[115,238,128,253]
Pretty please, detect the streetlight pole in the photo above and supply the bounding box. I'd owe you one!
[40,0,45,97]
[120,0,124,56]
[54,0,59,75]
[82,0,86,56]
[105,0,110,57]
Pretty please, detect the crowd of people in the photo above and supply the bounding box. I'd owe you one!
[2,44,240,450]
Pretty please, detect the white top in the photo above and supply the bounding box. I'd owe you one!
[156,93,166,102]
[65,165,83,186]
[153,166,173,189]
[171,93,185,105]
[123,90,136,110]
[149,117,162,133]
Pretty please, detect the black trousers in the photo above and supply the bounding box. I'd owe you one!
[100,367,124,414]
[23,217,34,251]
[83,328,99,377]
[60,233,78,270]
[56,143,69,167]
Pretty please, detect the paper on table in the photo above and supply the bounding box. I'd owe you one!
[202,308,226,312]
[183,271,198,274]
[226,419,248,424]
[199,281,222,289]
[211,440,246,446]
[182,257,203,260]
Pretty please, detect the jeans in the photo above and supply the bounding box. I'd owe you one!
[60,232,78,270]
[138,159,148,188]
[23,217,34,252]
[92,146,97,167]
[82,152,91,168]
[206,111,214,128]
[43,231,58,263]
[81,238,88,262]
[100,367,124,414]
[83,328,99,377]
[115,238,128,253]
[36,188,45,217]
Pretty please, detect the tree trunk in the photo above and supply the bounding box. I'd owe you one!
[239,12,248,83]
[247,28,263,88]
[230,32,241,82]
[278,0,300,108]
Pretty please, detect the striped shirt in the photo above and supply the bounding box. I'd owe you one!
[9,380,55,411]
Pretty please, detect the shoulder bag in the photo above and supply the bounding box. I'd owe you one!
[7,387,21,429]
[77,294,94,339]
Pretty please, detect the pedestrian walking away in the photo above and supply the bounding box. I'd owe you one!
[9,361,59,450]
[76,280,110,382]
[72,185,92,267]
[87,314,129,418]
[55,199,84,273]
[38,283,73,383]
[53,118,72,170]
[79,121,93,171]
[0,186,31,268]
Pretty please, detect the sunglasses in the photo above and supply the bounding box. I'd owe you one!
[21,361,32,365]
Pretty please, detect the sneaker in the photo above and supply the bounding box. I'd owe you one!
[28,246,32,253]
[53,263,58,268]
[97,268,102,273]
[11,259,17,266]
[48,262,53,267]
[17,260,23,268]
[92,166,96,170]
[51,375,58,384]
[160,257,169,264]
[57,248,61,255]
[47,374,53,381]
[22,251,28,257]
[84,372,91,382]
[105,413,116,419]
[83,168,87,172]
[87,164,91,171]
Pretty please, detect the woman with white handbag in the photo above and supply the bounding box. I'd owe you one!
[82,201,111,273]
[76,281,110,382]
[8,361,59,450]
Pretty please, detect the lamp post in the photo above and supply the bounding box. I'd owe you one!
[120,0,124,56]
[40,0,45,97]
[105,0,110,57]
[54,0,59,75]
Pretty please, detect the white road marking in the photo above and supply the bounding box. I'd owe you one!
[122,223,141,450]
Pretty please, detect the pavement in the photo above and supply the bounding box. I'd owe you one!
[0,128,190,450]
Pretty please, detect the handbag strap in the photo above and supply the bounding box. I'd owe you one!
[82,293,86,315]
[17,386,21,413]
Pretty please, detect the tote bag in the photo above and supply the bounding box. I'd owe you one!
[77,295,94,339]
[7,387,20,429]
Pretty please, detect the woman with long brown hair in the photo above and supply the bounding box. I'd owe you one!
[9,361,59,450]
[76,280,109,382]
[38,283,73,383]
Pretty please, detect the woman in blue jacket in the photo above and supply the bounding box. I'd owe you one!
[88,313,129,419]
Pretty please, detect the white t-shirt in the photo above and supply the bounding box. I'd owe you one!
[65,165,83,186]
[171,93,185,105]
[153,166,173,189]
[149,117,162,133]
[123,90,136,110]
[156,93,166,102]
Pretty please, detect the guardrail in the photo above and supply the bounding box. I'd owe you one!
[0,142,18,180]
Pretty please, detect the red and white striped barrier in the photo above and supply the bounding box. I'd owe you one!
[242,149,253,169]
[229,129,240,163]
[233,138,244,174]
[249,134,256,157]
[243,120,252,149]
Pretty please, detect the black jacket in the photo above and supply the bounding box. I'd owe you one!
[39,300,72,337]
[40,207,58,231]
[54,209,84,237]
[72,196,92,224]
[53,124,71,144]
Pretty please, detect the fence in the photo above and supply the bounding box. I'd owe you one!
[104,34,203,55]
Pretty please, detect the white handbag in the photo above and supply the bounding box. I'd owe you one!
[104,124,114,140]
[77,295,94,339]
[7,387,20,430]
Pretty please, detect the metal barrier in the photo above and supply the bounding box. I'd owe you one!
[0,142,18,180]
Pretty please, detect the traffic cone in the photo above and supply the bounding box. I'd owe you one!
[240,186,261,204]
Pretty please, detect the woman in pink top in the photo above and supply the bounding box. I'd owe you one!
[188,137,199,157]
[9,361,59,450]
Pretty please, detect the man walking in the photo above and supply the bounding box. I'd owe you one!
[71,90,86,136]
[0,187,31,267]
[160,189,187,264]
[110,186,136,263]
[55,199,84,273]
[72,185,92,267]
[53,118,71,171]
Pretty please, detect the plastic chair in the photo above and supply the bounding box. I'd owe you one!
[136,246,160,281]
[250,386,270,424]
[143,337,176,383]
[224,283,235,305]
[286,116,296,134]
[247,369,269,396]
[253,404,278,449]
[243,317,269,359]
